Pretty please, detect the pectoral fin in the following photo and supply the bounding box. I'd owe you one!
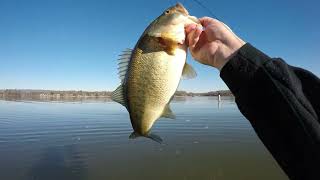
[182,63,197,79]
[148,32,181,55]
[161,104,176,119]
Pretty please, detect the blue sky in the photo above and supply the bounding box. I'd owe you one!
[0,0,319,92]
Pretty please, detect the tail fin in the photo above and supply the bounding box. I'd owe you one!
[129,132,163,144]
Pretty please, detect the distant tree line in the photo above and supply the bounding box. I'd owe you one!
[0,89,112,99]
[0,89,233,100]
[174,90,233,96]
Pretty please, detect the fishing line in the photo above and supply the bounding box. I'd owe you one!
[189,0,220,20]
[188,0,241,39]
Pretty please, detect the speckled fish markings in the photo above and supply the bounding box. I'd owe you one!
[112,3,200,143]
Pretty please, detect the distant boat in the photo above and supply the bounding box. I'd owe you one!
[218,94,221,102]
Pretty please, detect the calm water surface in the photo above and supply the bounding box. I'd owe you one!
[0,97,288,180]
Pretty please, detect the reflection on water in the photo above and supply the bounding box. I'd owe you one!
[28,145,87,180]
[0,97,288,180]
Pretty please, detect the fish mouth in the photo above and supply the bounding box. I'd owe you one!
[175,3,200,24]
[188,15,200,24]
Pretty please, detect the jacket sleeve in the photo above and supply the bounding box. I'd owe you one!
[220,43,320,180]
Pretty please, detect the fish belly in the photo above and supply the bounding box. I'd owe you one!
[127,48,186,134]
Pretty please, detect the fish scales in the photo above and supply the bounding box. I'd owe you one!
[112,3,201,142]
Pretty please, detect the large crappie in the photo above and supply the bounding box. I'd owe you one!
[112,3,200,143]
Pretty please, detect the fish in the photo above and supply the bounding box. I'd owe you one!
[112,3,200,143]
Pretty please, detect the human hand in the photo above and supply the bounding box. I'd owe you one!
[185,17,245,70]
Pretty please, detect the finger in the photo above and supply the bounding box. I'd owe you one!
[221,22,233,32]
[194,31,207,51]
[188,25,202,49]
[199,16,220,27]
[187,29,195,48]
[192,26,203,48]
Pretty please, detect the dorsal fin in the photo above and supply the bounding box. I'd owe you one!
[117,48,132,83]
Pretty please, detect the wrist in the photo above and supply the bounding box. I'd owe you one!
[215,39,245,70]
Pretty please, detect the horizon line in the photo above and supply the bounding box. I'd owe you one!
[0,88,231,93]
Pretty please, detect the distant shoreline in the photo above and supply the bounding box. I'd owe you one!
[0,89,233,101]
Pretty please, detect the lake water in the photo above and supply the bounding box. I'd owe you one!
[0,97,288,180]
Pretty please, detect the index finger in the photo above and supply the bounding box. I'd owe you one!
[199,17,220,27]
